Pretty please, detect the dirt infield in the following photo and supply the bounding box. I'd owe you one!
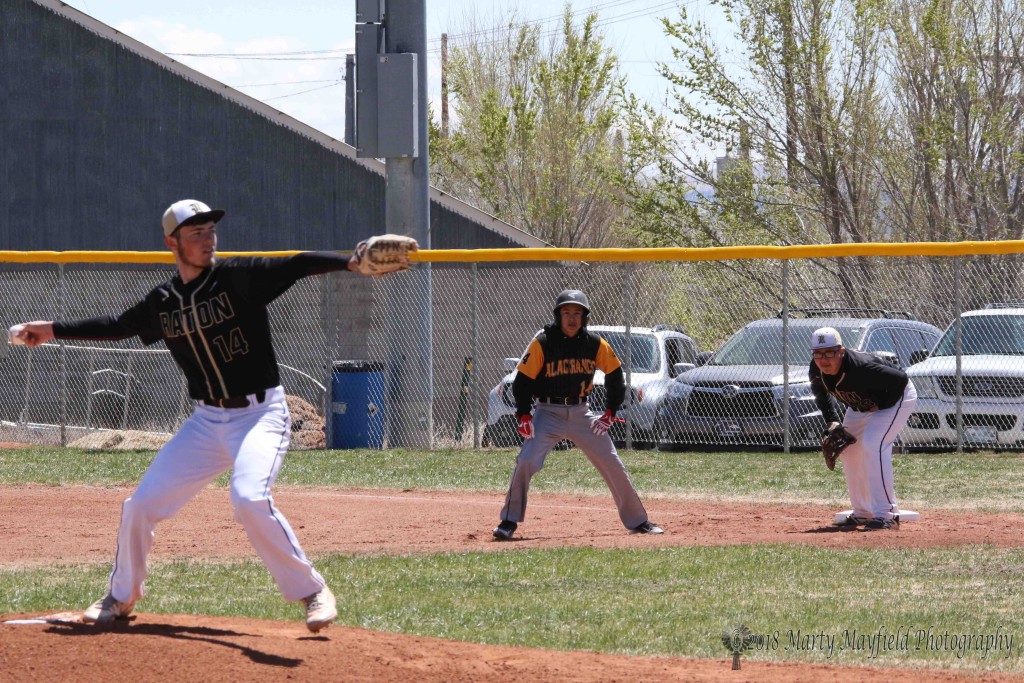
[4,485,1024,566]
[3,484,1023,682]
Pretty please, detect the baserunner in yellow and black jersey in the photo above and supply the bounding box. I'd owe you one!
[512,309,624,414]
[491,290,664,541]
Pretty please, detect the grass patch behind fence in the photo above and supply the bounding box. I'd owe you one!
[2,545,1021,673]
[2,446,1024,512]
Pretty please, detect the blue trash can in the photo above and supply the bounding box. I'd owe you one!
[330,361,385,449]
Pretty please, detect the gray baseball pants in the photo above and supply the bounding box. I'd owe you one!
[499,403,650,529]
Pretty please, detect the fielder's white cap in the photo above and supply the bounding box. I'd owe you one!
[162,199,225,237]
[810,327,843,349]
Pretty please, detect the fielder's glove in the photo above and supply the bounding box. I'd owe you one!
[516,413,534,440]
[591,409,624,436]
[821,421,857,471]
[351,234,419,276]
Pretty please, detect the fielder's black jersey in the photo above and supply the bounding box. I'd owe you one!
[809,349,909,424]
[53,253,350,401]
[511,323,626,415]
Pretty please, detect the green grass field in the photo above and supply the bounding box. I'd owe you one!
[2,446,1023,673]
[3,446,1024,511]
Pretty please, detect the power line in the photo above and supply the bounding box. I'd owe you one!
[168,48,348,58]
[162,1,681,62]
[263,80,344,101]
[234,78,343,88]
[430,0,681,55]
[426,0,642,45]
[173,54,347,61]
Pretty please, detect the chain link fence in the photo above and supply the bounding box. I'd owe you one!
[2,249,1023,451]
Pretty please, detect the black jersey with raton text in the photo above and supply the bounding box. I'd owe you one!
[53,253,350,401]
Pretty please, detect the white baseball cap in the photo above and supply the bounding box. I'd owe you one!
[162,199,225,237]
[810,327,843,349]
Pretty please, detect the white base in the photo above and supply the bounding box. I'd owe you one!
[835,509,919,524]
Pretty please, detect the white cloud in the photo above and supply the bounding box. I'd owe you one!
[110,18,351,139]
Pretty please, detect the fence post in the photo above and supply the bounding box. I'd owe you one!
[624,262,634,450]
[85,349,96,430]
[455,356,472,440]
[58,263,68,447]
[954,257,963,453]
[19,347,33,427]
[782,259,791,454]
[323,272,334,450]
[122,353,135,430]
[471,263,480,448]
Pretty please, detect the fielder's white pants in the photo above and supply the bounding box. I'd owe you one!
[499,403,650,529]
[108,386,325,603]
[839,382,918,521]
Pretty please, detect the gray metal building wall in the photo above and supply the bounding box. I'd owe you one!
[1,0,559,447]
[1,0,531,251]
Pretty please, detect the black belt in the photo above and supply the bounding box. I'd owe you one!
[537,396,583,405]
[202,390,266,409]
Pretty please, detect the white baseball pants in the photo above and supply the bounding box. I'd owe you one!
[839,382,918,520]
[107,386,325,603]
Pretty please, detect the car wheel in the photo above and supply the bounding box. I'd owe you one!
[652,418,681,451]
[483,417,523,448]
[634,428,657,450]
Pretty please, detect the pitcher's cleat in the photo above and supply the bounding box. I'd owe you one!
[303,586,338,633]
[83,593,135,624]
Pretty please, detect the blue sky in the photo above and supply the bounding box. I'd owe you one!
[58,0,728,145]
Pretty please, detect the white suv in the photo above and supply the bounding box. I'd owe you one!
[483,325,700,448]
[905,305,1024,449]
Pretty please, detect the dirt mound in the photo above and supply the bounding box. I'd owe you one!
[0,612,1013,683]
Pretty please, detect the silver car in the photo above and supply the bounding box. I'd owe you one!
[657,310,942,448]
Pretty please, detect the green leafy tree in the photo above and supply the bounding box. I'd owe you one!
[884,0,1024,306]
[430,7,629,247]
[617,0,1024,313]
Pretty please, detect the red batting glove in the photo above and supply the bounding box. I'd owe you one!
[517,413,534,439]
[591,409,624,436]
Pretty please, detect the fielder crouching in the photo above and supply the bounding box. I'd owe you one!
[809,327,918,530]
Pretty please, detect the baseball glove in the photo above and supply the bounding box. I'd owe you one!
[822,422,856,471]
[351,234,418,276]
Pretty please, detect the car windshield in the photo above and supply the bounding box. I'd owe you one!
[932,314,1024,356]
[710,325,864,365]
[599,332,660,373]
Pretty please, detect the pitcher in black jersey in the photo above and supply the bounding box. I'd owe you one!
[491,290,663,540]
[11,199,379,631]
[809,327,918,530]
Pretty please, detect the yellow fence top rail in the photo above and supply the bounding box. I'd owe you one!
[2,240,1024,264]
[415,240,1024,262]
[0,251,307,264]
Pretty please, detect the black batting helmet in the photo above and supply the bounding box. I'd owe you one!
[553,289,591,325]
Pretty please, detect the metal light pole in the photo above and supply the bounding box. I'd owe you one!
[383,0,432,448]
